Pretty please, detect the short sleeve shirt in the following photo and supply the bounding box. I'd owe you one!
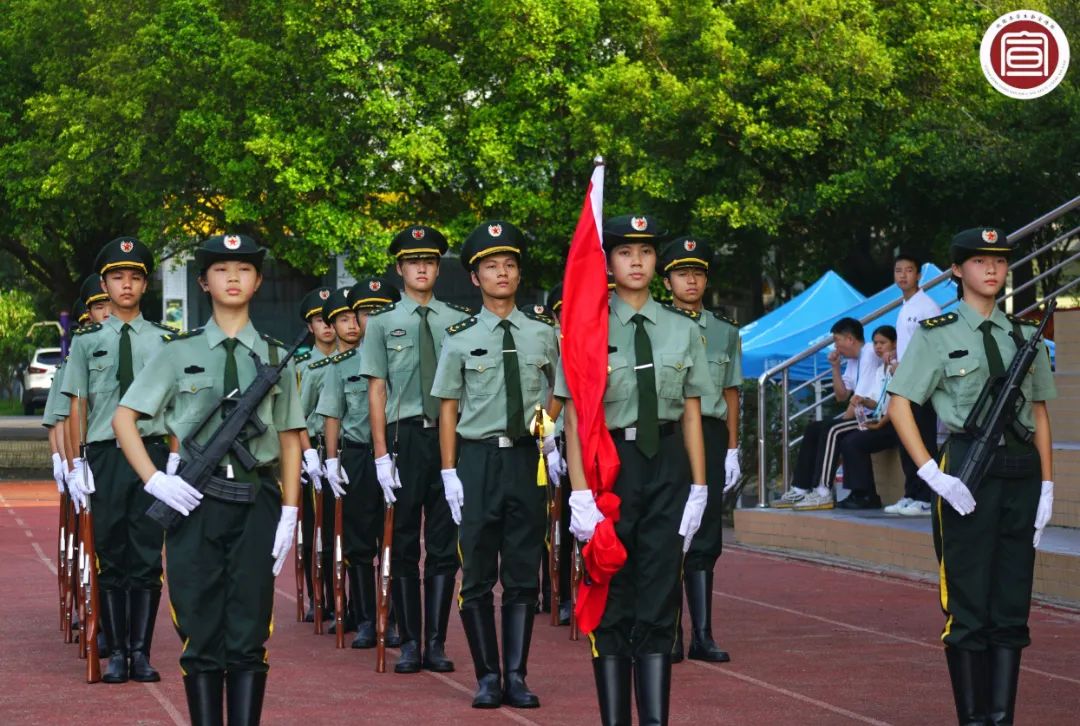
[697,312,743,420]
[299,353,334,438]
[896,289,942,361]
[315,346,372,444]
[845,343,882,399]
[41,360,67,428]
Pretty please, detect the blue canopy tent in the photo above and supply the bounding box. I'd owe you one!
[740,271,865,349]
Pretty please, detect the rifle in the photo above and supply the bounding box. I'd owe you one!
[62,497,77,644]
[78,394,101,683]
[58,489,66,630]
[332,430,346,649]
[954,300,1056,495]
[376,395,401,673]
[294,470,305,622]
[145,329,310,531]
[532,405,561,626]
[570,540,582,641]
[313,482,325,635]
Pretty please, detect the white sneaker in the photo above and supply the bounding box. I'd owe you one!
[794,489,834,511]
[884,497,913,515]
[898,499,932,517]
[774,487,808,508]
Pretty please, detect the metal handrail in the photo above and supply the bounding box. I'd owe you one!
[755,194,1080,507]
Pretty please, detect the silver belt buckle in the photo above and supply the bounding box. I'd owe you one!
[423,416,438,429]
[497,436,513,448]
[624,427,637,441]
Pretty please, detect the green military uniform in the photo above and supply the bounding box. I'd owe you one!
[887,227,1056,725]
[358,225,471,674]
[120,235,305,710]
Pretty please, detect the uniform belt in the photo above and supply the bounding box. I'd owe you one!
[702,415,728,425]
[86,435,166,450]
[397,415,439,429]
[472,435,535,449]
[609,422,676,441]
[342,438,370,450]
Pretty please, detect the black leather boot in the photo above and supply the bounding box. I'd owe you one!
[386,602,402,648]
[184,672,225,726]
[633,653,671,726]
[501,603,540,708]
[100,589,129,683]
[670,602,684,664]
[988,646,1022,725]
[129,589,161,682]
[225,670,267,726]
[945,646,989,725]
[391,576,422,673]
[460,604,501,708]
[350,564,377,649]
[593,656,632,726]
[422,574,455,672]
[685,570,730,662]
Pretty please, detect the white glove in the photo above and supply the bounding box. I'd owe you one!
[569,490,604,542]
[73,457,95,494]
[166,452,182,476]
[375,454,402,504]
[723,449,741,494]
[544,436,565,485]
[272,506,299,576]
[679,484,709,553]
[302,448,324,491]
[52,453,66,494]
[1033,480,1054,548]
[324,457,348,498]
[918,460,976,516]
[144,471,203,516]
[441,469,464,525]
[68,460,88,511]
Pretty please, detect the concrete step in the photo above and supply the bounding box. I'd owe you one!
[734,507,1080,606]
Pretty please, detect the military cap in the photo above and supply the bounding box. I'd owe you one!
[460,220,525,271]
[602,214,666,254]
[73,299,89,325]
[194,233,267,271]
[350,276,400,310]
[950,227,1012,264]
[389,225,449,261]
[95,237,154,277]
[658,235,712,274]
[300,286,334,321]
[80,274,109,307]
[547,283,563,313]
[321,287,354,323]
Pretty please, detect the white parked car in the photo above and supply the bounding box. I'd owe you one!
[20,347,62,415]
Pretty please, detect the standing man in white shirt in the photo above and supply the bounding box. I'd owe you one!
[885,253,942,516]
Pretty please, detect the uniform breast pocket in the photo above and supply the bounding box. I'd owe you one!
[464,358,497,398]
[708,353,730,387]
[944,358,983,405]
[344,378,369,412]
[603,355,631,403]
[386,339,415,371]
[88,357,118,393]
[176,375,217,422]
[522,354,549,393]
[658,354,692,399]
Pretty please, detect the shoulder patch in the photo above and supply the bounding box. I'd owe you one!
[710,310,739,327]
[369,302,396,316]
[919,313,958,330]
[445,301,474,315]
[662,303,700,321]
[260,332,285,348]
[1006,313,1038,327]
[520,308,556,327]
[447,316,479,336]
[73,323,102,336]
[309,357,334,370]
[331,349,357,364]
[164,327,205,343]
[295,351,312,363]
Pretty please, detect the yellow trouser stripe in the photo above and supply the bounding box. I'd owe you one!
[936,496,953,641]
[456,538,465,609]
[588,631,599,658]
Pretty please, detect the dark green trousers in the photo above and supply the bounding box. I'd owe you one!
[166,475,280,675]
[592,432,689,658]
[935,439,1041,651]
[457,440,546,608]
[340,441,382,563]
[684,416,727,572]
[389,422,458,578]
[86,439,168,591]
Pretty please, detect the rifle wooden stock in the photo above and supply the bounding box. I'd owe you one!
[313,487,325,635]
[58,492,66,630]
[294,485,305,622]
[333,493,345,649]
[375,504,394,673]
[570,541,582,641]
[549,483,562,627]
[63,504,76,644]
[78,397,101,683]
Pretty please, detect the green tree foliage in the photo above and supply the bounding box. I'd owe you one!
[0,290,38,397]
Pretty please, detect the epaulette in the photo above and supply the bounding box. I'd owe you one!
[150,320,177,334]
[711,310,739,327]
[295,351,312,364]
[663,303,700,321]
[919,313,958,329]
[164,327,205,343]
[520,305,556,327]
[73,323,102,336]
[309,357,334,370]
[447,316,479,336]
[260,332,285,348]
[1006,313,1038,327]
[331,349,356,364]
[369,302,395,316]
[445,301,474,315]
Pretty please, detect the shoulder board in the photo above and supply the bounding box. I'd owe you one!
[150,320,176,334]
[309,357,334,370]
[445,301,474,315]
[520,308,556,327]
[331,349,356,364]
[295,351,312,363]
[710,310,739,327]
[446,316,479,336]
[662,303,700,321]
[919,313,958,329]
[1006,313,1038,327]
[260,332,285,348]
[73,323,102,336]
[369,302,396,316]
[164,327,205,343]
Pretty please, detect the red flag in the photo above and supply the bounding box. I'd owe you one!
[561,159,626,635]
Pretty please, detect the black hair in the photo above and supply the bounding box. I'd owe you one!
[894,252,922,270]
[830,317,864,342]
[871,325,897,344]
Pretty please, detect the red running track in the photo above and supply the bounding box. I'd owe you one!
[1,481,1078,725]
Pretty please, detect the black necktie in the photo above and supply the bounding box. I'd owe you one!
[222,338,239,419]
[979,321,1005,377]
[631,314,659,457]
[417,307,439,420]
[499,319,526,438]
[117,323,133,396]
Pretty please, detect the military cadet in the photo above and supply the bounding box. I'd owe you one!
[113,233,304,726]
[318,276,401,649]
[887,228,1056,726]
[558,214,712,726]
[61,239,173,684]
[659,236,742,664]
[431,222,560,709]
[360,225,472,674]
[45,298,91,498]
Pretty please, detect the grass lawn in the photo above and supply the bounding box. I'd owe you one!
[0,399,24,415]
